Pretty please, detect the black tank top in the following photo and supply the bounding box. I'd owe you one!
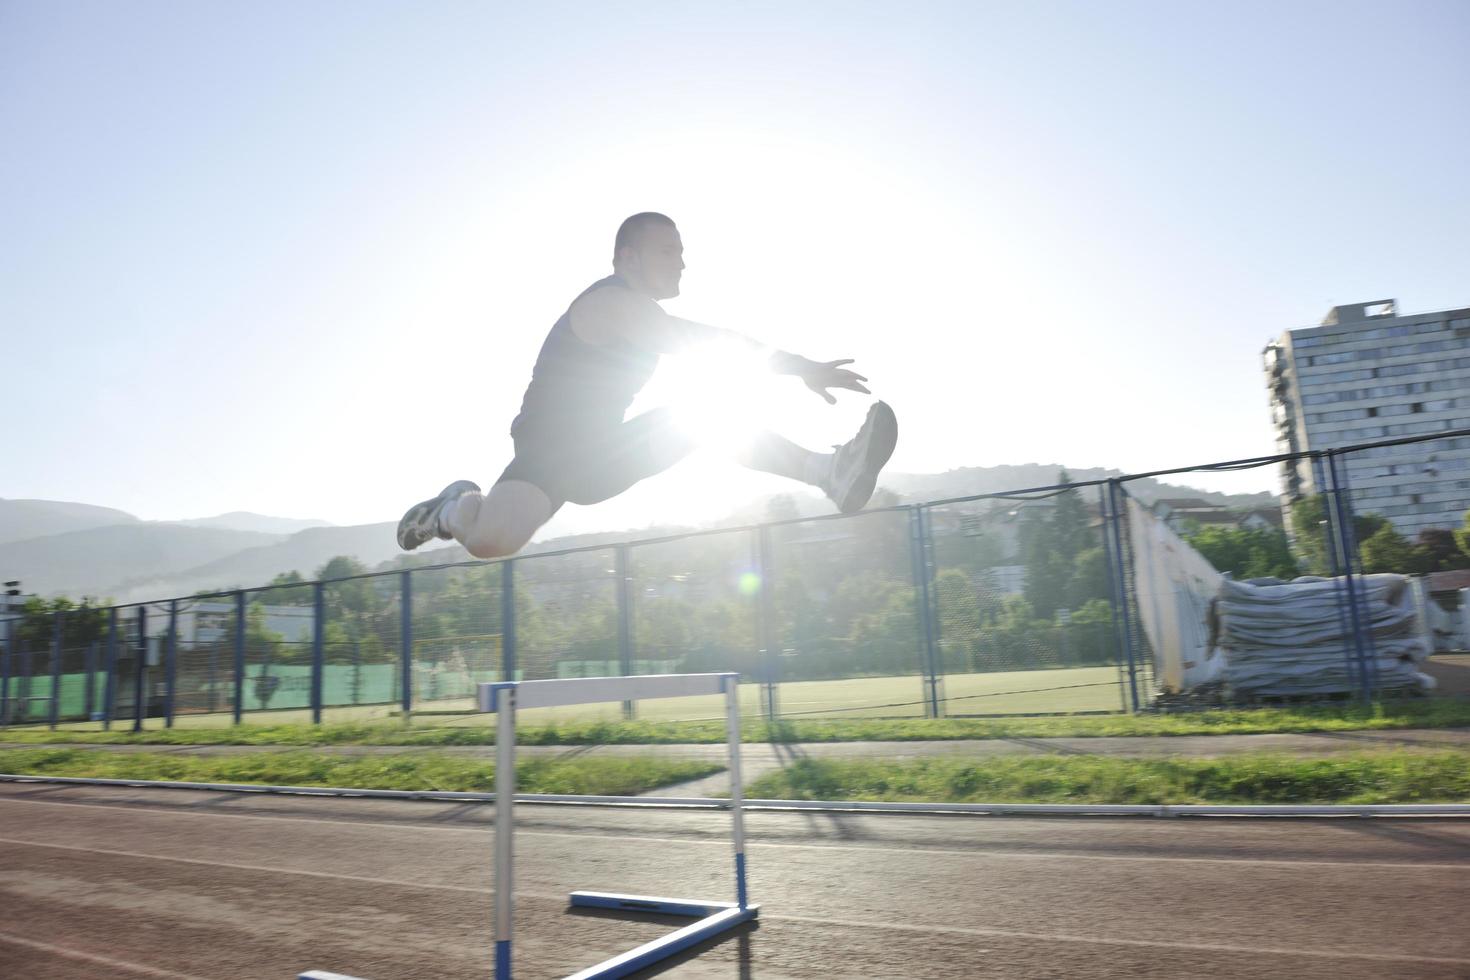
[510,276,661,438]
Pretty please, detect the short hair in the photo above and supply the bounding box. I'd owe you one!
[613,212,676,263]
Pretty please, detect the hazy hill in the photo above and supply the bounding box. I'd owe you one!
[0,524,283,599]
[7,465,1281,602]
[0,498,139,547]
[115,522,414,602]
[881,464,1276,509]
[175,512,334,535]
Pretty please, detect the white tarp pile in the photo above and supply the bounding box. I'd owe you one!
[1214,574,1434,697]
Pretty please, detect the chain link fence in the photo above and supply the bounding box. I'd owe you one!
[4,429,1467,730]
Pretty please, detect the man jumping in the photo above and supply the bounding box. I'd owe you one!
[397,212,898,559]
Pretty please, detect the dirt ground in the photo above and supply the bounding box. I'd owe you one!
[1423,654,1470,696]
[2,782,1468,979]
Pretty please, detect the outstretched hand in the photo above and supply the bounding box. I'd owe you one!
[798,357,871,405]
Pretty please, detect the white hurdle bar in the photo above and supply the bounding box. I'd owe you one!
[483,672,755,980]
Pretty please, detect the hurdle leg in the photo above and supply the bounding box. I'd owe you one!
[723,675,749,909]
[495,684,516,979]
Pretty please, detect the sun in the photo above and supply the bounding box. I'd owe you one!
[641,339,781,454]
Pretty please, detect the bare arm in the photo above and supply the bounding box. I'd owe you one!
[569,286,871,403]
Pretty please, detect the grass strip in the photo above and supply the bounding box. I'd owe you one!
[0,748,720,796]
[744,751,1470,805]
[3,698,1469,746]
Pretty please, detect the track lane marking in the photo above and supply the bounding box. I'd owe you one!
[0,929,210,979]
[1,792,1468,871]
[1,837,1466,969]
[0,835,491,896]
[770,914,1470,967]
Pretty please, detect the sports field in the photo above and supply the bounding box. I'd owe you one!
[41,665,1128,731]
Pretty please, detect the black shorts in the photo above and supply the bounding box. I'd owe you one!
[495,409,692,511]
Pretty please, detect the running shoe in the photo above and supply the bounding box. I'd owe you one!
[396,480,481,551]
[826,401,898,514]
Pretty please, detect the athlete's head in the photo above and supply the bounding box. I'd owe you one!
[613,212,684,300]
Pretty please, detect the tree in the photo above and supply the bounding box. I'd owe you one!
[764,494,800,524]
[1049,471,1091,562]
[1417,528,1470,571]
[1359,524,1426,575]
[1187,525,1298,581]
[1289,495,1391,575]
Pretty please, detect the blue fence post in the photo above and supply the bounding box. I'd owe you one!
[133,605,148,733]
[1103,482,1141,712]
[165,599,178,728]
[18,635,31,721]
[616,544,636,721]
[501,560,516,683]
[1097,487,1127,711]
[49,610,63,729]
[908,507,942,719]
[84,639,97,722]
[103,608,118,731]
[311,581,325,724]
[920,507,944,718]
[400,570,412,719]
[1,616,12,727]
[233,591,246,724]
[755,526,780,722]
[1310,453,1361,697]
[1325,452,1377,703]
[1114,483,1151,701]
[207,637,219,714]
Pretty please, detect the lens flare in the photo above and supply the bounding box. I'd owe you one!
[656,340,775,451]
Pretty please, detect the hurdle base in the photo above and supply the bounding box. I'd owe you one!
[563,891,759,980]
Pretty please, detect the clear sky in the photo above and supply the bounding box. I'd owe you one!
[3,0,1467,536]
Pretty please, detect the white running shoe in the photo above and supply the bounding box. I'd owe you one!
[826,401,898,514]
[396,480,481,551]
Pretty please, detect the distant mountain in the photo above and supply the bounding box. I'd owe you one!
[5,466,1281,602]
[175,512,334,535]
[0,498,139,546]
[0,524,283,599]
[881,464,1277,510]
[114,522,415,602]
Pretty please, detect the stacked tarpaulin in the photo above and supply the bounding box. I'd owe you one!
[1213,574,1434,697]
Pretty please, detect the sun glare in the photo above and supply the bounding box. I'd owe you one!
[649,340,778,453]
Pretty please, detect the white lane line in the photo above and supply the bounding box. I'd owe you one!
[0,835,491,896]
[1,793,1468,872]
[2,837,1466,969]
[771,914,1470,968]
[0,929,210,979]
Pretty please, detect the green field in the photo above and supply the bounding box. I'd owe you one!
[9,686,1469,748]
[32,666,1126,733]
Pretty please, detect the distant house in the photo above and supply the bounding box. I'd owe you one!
[179,601,315,645]
[1152,498,1230,534]
[1152,499,1287,536]
[1237,509,1285,532]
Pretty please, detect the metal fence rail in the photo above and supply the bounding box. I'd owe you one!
[2,428,1467,729]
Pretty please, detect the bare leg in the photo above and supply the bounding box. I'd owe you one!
[735,431,832,488]
[737,402,897,513]
[442,480,555,559]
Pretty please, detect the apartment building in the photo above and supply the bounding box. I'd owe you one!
[1264,299,1470,536]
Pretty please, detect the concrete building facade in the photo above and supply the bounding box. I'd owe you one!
[1264,298,1470,536]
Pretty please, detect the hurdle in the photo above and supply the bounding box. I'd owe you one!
[299,671,755,980]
